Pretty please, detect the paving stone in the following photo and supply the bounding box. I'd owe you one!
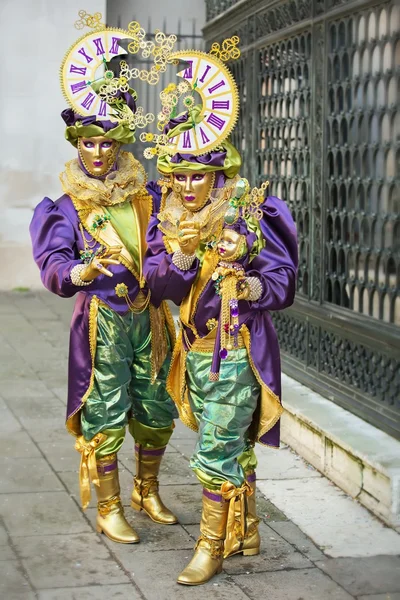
[0,492,91,536]
[47,386,68,405]
[316,556,400,596]
[256,489,288,523]
[0,544,17,560]
[256,445,321,480]
[173,419,198,440]
[9,398,65,433]
[0,399,23,434]
[0,520,9,544]
[358,594,400,600]
[86,507,194,551]
[0,296,21,314]
[158,483,202,525]
[170,439,196,459]
[12,293,59,322]
[0,560,35,600]
[269,521,325,561]
[0,378,55,400]
[186,521,312,574]
[232,568,354,599]
[29,427,71,445]
[38,584,142,600]
[30,319,70,347]
[13,533,131,589]
[0,431,41,459]
[38,441,80,472]
[13,341,61,363]
[105,547,251,600]
[0,457,63,493]
[259,477,400,557]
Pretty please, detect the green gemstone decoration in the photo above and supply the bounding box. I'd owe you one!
[80,249,94,264]
[233,179,247,199]
[91,214,111,232]
[224,206,238,225]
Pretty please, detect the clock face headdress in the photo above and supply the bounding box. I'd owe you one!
[141,37,243,179]
[60,11,177,146]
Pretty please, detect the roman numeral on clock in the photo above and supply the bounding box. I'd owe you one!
[199,64,212,83]
[69,65,87,76]
[207,113,226,131]
[93,37,105,56]
[71,80,87,94]
[81,93,95,110]
[109,37,121,55]
[212,100,230,110]
[183,130,192,149]
[77,47,93,64]
[199,128,210,144]
[208,79,226,94]
[98,100,107,117]
[183,61,193,79]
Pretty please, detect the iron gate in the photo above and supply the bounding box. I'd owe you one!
[204,0,400,438]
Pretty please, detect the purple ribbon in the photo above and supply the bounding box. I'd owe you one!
[96,460,118,475]
[135,444,166,457]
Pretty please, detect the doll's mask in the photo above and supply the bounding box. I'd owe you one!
[78,136,121,177]
[217,228,247,262]
[172,171,215,212]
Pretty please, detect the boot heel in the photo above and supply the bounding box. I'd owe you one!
[96,523,103,534]
[131,501,142,512]
[242,547,260,556]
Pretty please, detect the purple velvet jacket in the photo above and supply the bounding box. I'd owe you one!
[30,192,152,432]
[144,184,298,446]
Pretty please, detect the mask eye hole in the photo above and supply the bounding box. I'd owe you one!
[82,141,94,148]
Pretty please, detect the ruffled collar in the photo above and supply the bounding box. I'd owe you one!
[158,176,239,243]
[60,151,147,209]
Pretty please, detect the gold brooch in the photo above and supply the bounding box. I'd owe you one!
[206,318,218,331]
[115,283,128,298]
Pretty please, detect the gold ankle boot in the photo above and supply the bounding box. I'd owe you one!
[131,444,177,524]
[224,471,260,558]
[95,455,140,544]
[177,488,229,586]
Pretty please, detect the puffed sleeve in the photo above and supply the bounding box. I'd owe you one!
[143,214,199,307]
[146,180,162,213]
[245,195,298,311]
[30,197,83,298]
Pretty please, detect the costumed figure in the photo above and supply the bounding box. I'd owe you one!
[142,39,298,584]
[30,13,181,544]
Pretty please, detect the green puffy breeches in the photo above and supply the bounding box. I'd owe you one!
[186,347,259,491]
[80,304,177,458]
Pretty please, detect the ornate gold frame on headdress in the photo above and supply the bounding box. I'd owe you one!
[60,12,177,127]
[141,36,241,159]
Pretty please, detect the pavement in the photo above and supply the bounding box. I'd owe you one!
[1,290,400,600]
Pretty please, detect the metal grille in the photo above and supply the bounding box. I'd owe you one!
[205,0,240,21]
[204,0,400,438]
[258,33,312,295]
[325,6,399,324]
